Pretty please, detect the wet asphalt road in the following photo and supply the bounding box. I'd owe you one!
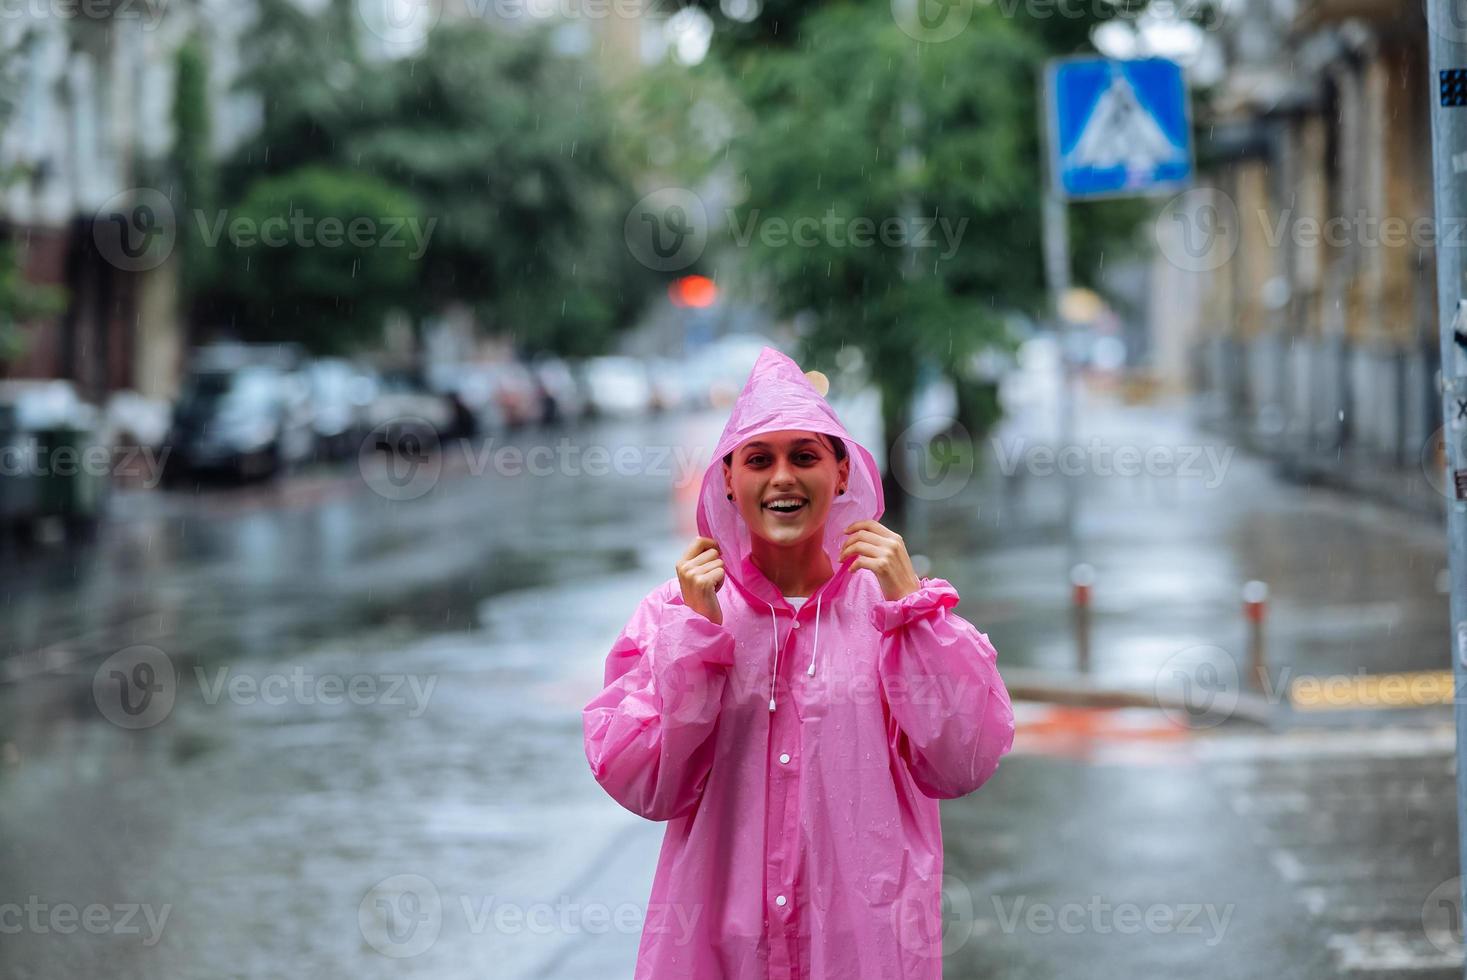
[0,389,1461,978]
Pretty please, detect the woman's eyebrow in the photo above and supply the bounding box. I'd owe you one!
[742,438,822,452]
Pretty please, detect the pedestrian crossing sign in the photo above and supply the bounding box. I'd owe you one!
[1046,57,1193,200]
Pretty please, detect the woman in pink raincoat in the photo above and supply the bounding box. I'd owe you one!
[582,346,1015,978]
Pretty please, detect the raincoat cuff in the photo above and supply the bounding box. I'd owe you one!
[869,578,960,634]
[658,599,737,669]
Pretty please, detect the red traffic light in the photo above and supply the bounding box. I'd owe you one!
[669,275,718,309]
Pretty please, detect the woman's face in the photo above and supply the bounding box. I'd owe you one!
[723,430,850,548]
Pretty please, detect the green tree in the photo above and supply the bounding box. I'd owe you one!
[170,34,217,333]
[217,3,655,356]
[710,5,1042,505]
[689,0,1147,505]
[209,167,424,353]
[0,45,65,368]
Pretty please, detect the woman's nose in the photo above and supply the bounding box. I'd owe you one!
[770,456,797,486]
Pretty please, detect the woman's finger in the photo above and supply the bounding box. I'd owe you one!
[843,530,889,551]
[843,519,894,538]
[839,540,883,563]
[682,547,720,569]
[681,537,718,561]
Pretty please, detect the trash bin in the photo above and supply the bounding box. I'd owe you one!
[33,423,108,528]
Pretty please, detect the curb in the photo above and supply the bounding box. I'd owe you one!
[1002,667,1276,727]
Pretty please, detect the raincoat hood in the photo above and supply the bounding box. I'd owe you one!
[695,346,885,608]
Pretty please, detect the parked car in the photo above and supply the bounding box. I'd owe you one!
[531,356,585,423]
[482,361,545,428]
[686,334,773,408]
[166,354,315,481]
[307,359,376,459]
[646,357,690,413]
[364,371,456,451]
[432,362,505,438]
[582,356,653,418]
[0,380,110,538]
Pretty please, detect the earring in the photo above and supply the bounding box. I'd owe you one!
[838,488,846,495]
[727,493,733,500]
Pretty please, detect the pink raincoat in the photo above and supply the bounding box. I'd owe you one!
[582,347,1015,978]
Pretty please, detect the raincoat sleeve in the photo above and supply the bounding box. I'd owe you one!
[582,581,737,822]
[870,577,1015,800]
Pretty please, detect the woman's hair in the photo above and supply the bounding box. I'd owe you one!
[723,433,847,468]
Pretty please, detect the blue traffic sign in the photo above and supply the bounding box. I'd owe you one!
[1047,57,1193,200]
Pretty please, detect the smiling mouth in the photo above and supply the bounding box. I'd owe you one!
[763,497,808,515]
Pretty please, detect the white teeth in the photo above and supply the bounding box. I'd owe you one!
[766,499,805,511]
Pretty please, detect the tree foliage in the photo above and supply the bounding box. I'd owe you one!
[207,0,654,355]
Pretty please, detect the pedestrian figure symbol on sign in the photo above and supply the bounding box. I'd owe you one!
[1064,67,1188,180]
[1047,57,1194,200]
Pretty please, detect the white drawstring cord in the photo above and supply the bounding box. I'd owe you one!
[769,591,824,711]
[807,593,822,676]
[767,600,780,712]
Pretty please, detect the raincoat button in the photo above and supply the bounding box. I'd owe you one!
[792,621,801,629]
[779,753,791,765]
[775,895,787,907]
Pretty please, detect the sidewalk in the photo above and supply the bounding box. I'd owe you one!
[912,386,1456,731]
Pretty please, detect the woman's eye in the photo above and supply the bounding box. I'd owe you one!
[794,452,817,464]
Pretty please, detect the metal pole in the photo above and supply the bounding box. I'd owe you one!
[1242,580,1268,693]
[1040,65,1081,580]
[1422,9,1467,970]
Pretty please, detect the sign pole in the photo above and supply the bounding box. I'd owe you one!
[1422,7,1467,967]
[1041,65,1084,672]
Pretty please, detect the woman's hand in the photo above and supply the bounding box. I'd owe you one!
[840,520,922,601]
[677,537,726,625]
